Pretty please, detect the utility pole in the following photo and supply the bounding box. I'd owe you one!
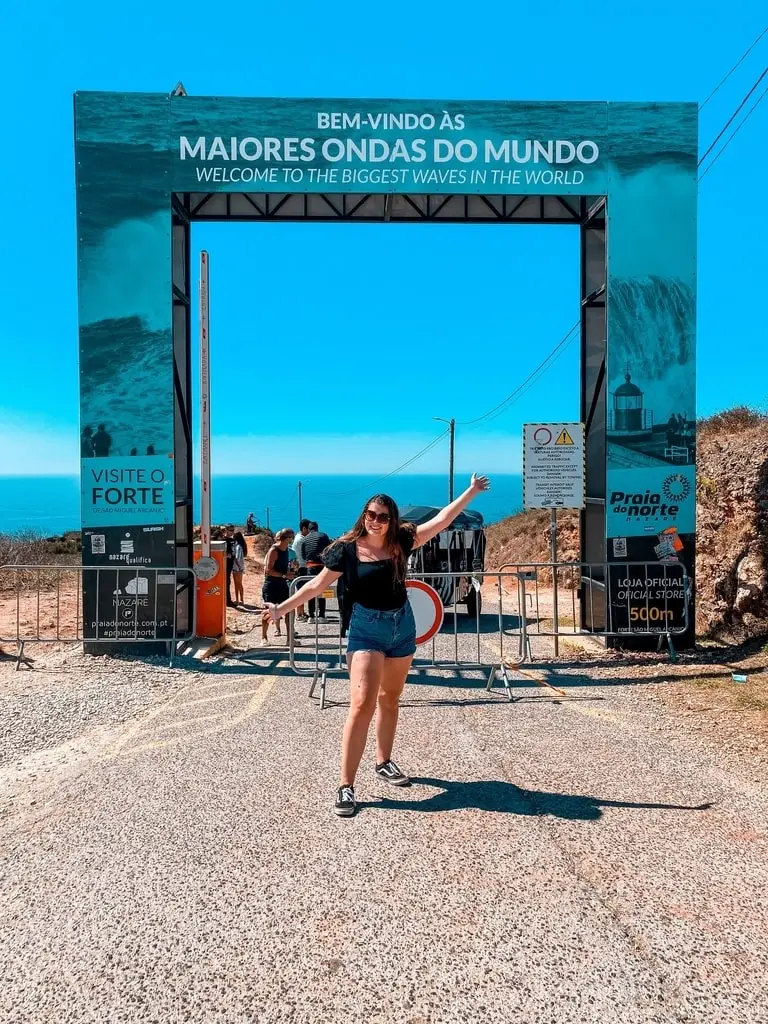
[298,481,303,523]
[448,418,455,502]
[433,417,456,502]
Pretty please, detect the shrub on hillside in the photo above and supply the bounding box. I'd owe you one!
[0,530,49,567]
[43,532,82,556]
[0,531,79,592]
[247,528,274,560]
[698,405,767,438]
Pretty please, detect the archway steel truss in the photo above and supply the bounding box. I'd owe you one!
[183,191,588,223]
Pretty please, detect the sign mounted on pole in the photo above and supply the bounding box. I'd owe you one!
[523,422,585,509]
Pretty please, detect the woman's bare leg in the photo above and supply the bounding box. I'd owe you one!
[340,651,385,787]
[375,655,413,764]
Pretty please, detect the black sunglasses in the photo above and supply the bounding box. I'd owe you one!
[364,509,391,524]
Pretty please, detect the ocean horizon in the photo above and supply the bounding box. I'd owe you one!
[0,474,523,537]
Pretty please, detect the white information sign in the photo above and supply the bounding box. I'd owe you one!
[523,422,585,509]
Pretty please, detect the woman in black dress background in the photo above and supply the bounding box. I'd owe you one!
[260,528,296,646]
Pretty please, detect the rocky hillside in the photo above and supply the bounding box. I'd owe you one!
[485,408,768,639]
[485,508,579,585]
[696,409,768,638]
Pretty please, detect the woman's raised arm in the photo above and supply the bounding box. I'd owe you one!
[413,473,490,549]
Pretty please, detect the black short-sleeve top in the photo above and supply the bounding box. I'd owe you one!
[322,527,416,611]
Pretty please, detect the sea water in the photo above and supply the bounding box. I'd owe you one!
[0,474,522,537]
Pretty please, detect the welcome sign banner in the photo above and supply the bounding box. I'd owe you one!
[172,99,610,194]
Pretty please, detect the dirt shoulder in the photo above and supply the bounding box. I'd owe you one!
[533,635,768,769]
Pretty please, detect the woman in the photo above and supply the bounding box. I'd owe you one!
[232,530,247,606]
[260,528,296,646]
[263,473,490,817]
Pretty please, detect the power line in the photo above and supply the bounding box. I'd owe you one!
[700,25,768,110]
[273,484,298,517]
[457,321,580,430]
[310,429,450,499]
[299,320,579,503]
[470,330,580,430]
[699,64,768,167]
[699,81,768,181]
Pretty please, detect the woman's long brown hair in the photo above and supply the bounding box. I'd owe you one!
[331,493,415,584]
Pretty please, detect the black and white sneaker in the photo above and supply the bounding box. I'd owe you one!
[375,759,411,787]
[333,785,357,817]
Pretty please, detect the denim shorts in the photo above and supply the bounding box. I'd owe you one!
[347,602,417,658]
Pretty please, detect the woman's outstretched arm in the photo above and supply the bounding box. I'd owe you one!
[262,567,342,623]
[413,473,490,549]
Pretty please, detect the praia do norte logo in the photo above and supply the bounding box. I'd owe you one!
[610,473,691,521]
[662,473,691,503]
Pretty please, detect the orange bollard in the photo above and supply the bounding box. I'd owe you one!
[193,540,226,638]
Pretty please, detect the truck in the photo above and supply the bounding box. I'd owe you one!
[401,505,486,617]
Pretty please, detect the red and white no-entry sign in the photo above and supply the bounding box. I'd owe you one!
[406,580,444,645]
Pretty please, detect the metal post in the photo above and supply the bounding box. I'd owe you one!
[298,481,303,523]
[551,508,560,656]
[434,416,455,502]
[448,418,455,502]
[199,251,211,559]
[266,507,270,532]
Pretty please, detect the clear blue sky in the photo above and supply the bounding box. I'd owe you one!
[0,1,766,476]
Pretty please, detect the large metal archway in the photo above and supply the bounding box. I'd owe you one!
[75,91,696,648]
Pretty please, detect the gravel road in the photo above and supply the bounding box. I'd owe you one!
[1,608,767,1023]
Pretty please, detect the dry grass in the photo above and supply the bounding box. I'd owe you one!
[681,665,768,712]
[644,638,768,755]
[698,405,768,439]
[0,532,82,592]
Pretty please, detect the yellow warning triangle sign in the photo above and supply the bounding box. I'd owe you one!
[555,428,575,446]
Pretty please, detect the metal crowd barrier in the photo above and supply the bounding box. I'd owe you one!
[0,564,196,669]
[287,562,690,707]
[490,560,689,677]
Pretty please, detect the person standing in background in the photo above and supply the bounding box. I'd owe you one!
[232,530,247,606]
[81,426,95,457]
[224,525,236,608]
[92,424,112,457]
[293,519,311,622]
[303,520,332,623]
[260,528,295,646]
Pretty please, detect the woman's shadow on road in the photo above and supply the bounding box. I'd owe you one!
[370,777,712,821]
